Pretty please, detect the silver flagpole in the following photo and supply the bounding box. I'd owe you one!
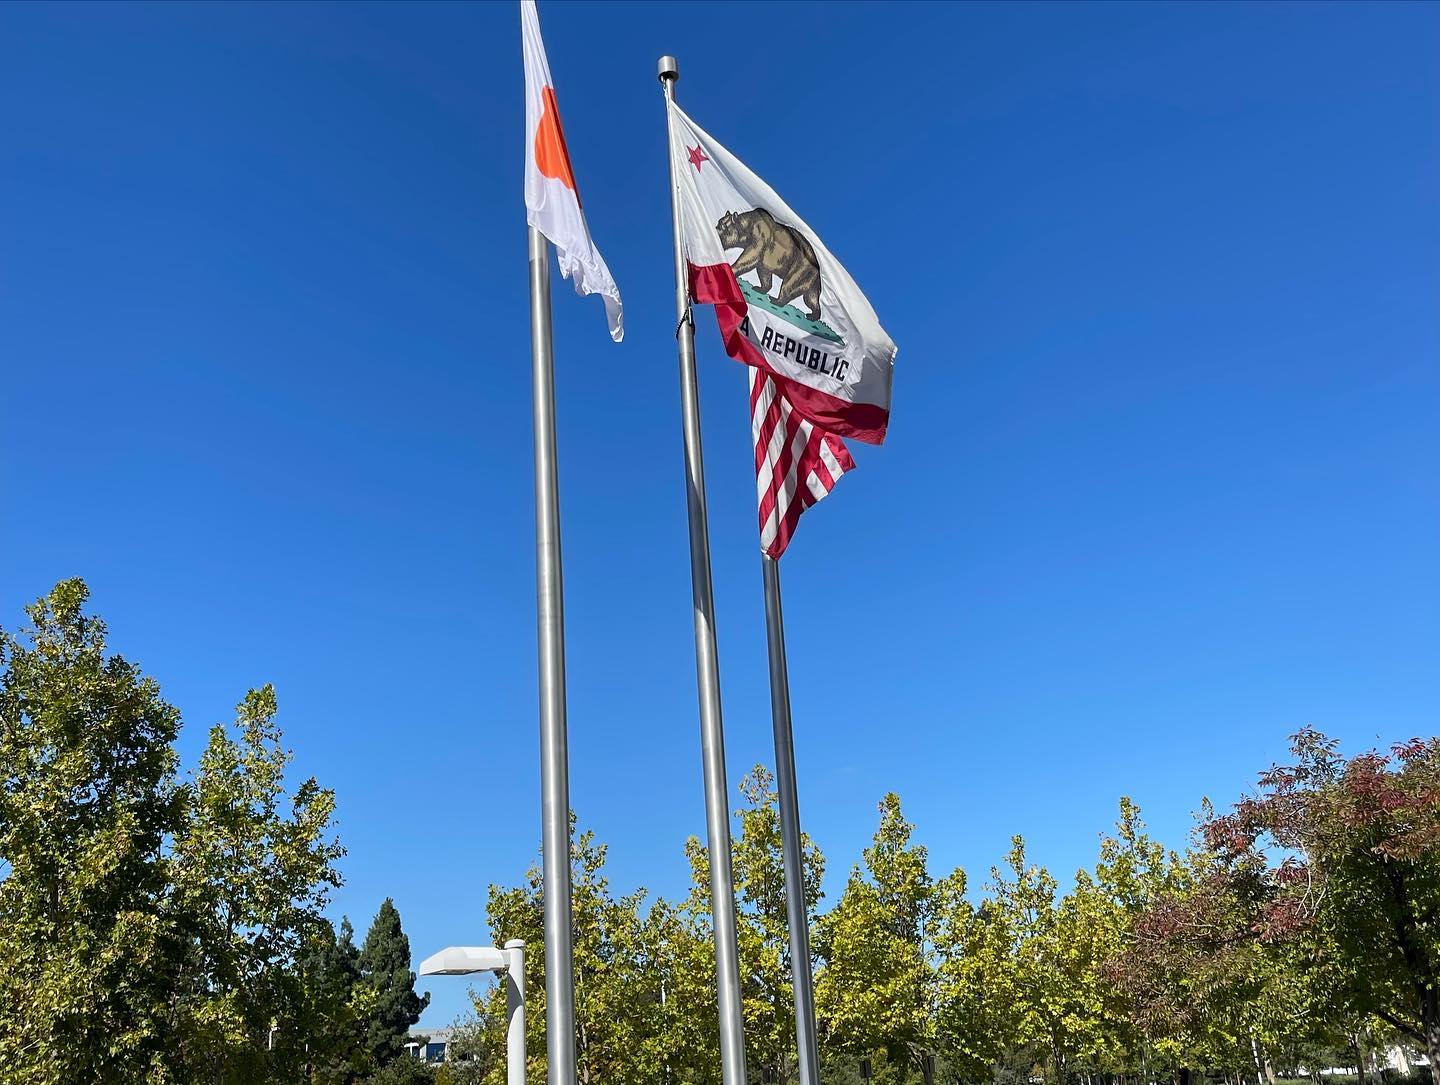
[761,553,820,1085]
[528,224,578,1085]
[658,54,749,1085]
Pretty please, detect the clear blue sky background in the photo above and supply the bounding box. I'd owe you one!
[3,1,1436,1029]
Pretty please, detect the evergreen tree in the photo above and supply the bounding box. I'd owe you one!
[298,917,374,1084]
[360,898,431,1065]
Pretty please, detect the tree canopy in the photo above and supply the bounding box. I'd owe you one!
[0,581,425,1085]
[3,581,1435,1085]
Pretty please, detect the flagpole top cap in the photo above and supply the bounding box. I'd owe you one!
[657,56,679,83]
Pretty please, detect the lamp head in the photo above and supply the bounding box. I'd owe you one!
[418,946,509,976]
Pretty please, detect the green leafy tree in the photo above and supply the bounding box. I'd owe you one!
[479,866,544,1085]
[479,822,665,1085]
[816,794,935,1083]
[438,1003,505,1085]
[170,684,346,1083]
[568,832,661,1085]
[360,898,431,1067]
[987,837,1065,1084]
[366,1057,436,1084]
[643,890,720,1085]
[666,767,828,1085]
[933,865,1031,1084]
[1049,869,1118,1079]
[660,840,725,1085]
[1067,798,1187,1081]
[0,579,184,1085]
[15,597,1420,1085]
[0,582,347,1084]
[730,767,826,1085]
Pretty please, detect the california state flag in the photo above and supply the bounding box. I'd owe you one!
[669,102,895,444]
[522,0,622,341]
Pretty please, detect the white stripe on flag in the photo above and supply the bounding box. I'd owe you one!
[749,368,855,559]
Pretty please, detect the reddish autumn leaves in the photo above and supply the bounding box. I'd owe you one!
[1112,728,1440,1078]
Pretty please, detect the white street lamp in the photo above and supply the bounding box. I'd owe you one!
[419,939,526,1085]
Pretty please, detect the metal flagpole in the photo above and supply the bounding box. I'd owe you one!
[528,224,578,1085]
[658,54,750,1085]
[761,554,821,1085]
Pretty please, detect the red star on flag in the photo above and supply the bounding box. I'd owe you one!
[687,144,709,171]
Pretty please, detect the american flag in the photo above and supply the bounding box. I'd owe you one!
[750,367,856,559]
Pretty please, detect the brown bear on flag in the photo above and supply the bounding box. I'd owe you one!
[669,102,897,556]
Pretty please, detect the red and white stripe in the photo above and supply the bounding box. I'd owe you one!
[751,368,856,559]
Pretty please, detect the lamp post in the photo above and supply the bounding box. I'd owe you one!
[419,940,526,1085]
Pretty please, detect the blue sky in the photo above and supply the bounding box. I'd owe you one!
[2,1,1436,1028]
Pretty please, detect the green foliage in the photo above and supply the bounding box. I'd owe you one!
[365,1056,437,1084]
[657,850,724,1085]
[469,763,1440,1085]
[0,579,183,1084]
[934,863,1005,1079]
[438,1005,504,1085]
[6,581,1437,1085]
[815,793,933,1073]
[477,821,667,1085]
[0,581,345,1085]
[732,766,825,1084]
[470,770,829,1085]
[297,916,376,1083]
[360,898,432,1066]
[170,684,347,1081]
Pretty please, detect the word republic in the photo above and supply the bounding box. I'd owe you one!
[740,315,851,382]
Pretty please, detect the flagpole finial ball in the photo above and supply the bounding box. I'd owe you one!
[657,56,679,83]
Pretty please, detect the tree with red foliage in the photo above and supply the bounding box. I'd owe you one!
[1194,728,1440,1083]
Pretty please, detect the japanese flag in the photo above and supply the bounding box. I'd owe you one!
[522,0,622,341]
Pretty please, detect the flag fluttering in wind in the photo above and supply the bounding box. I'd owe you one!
[521,0,622,341]
[668,101,895,555]
[750,368,855,559]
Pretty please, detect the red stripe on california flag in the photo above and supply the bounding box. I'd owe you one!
[691,261,888,445]
[749,367,855,560]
